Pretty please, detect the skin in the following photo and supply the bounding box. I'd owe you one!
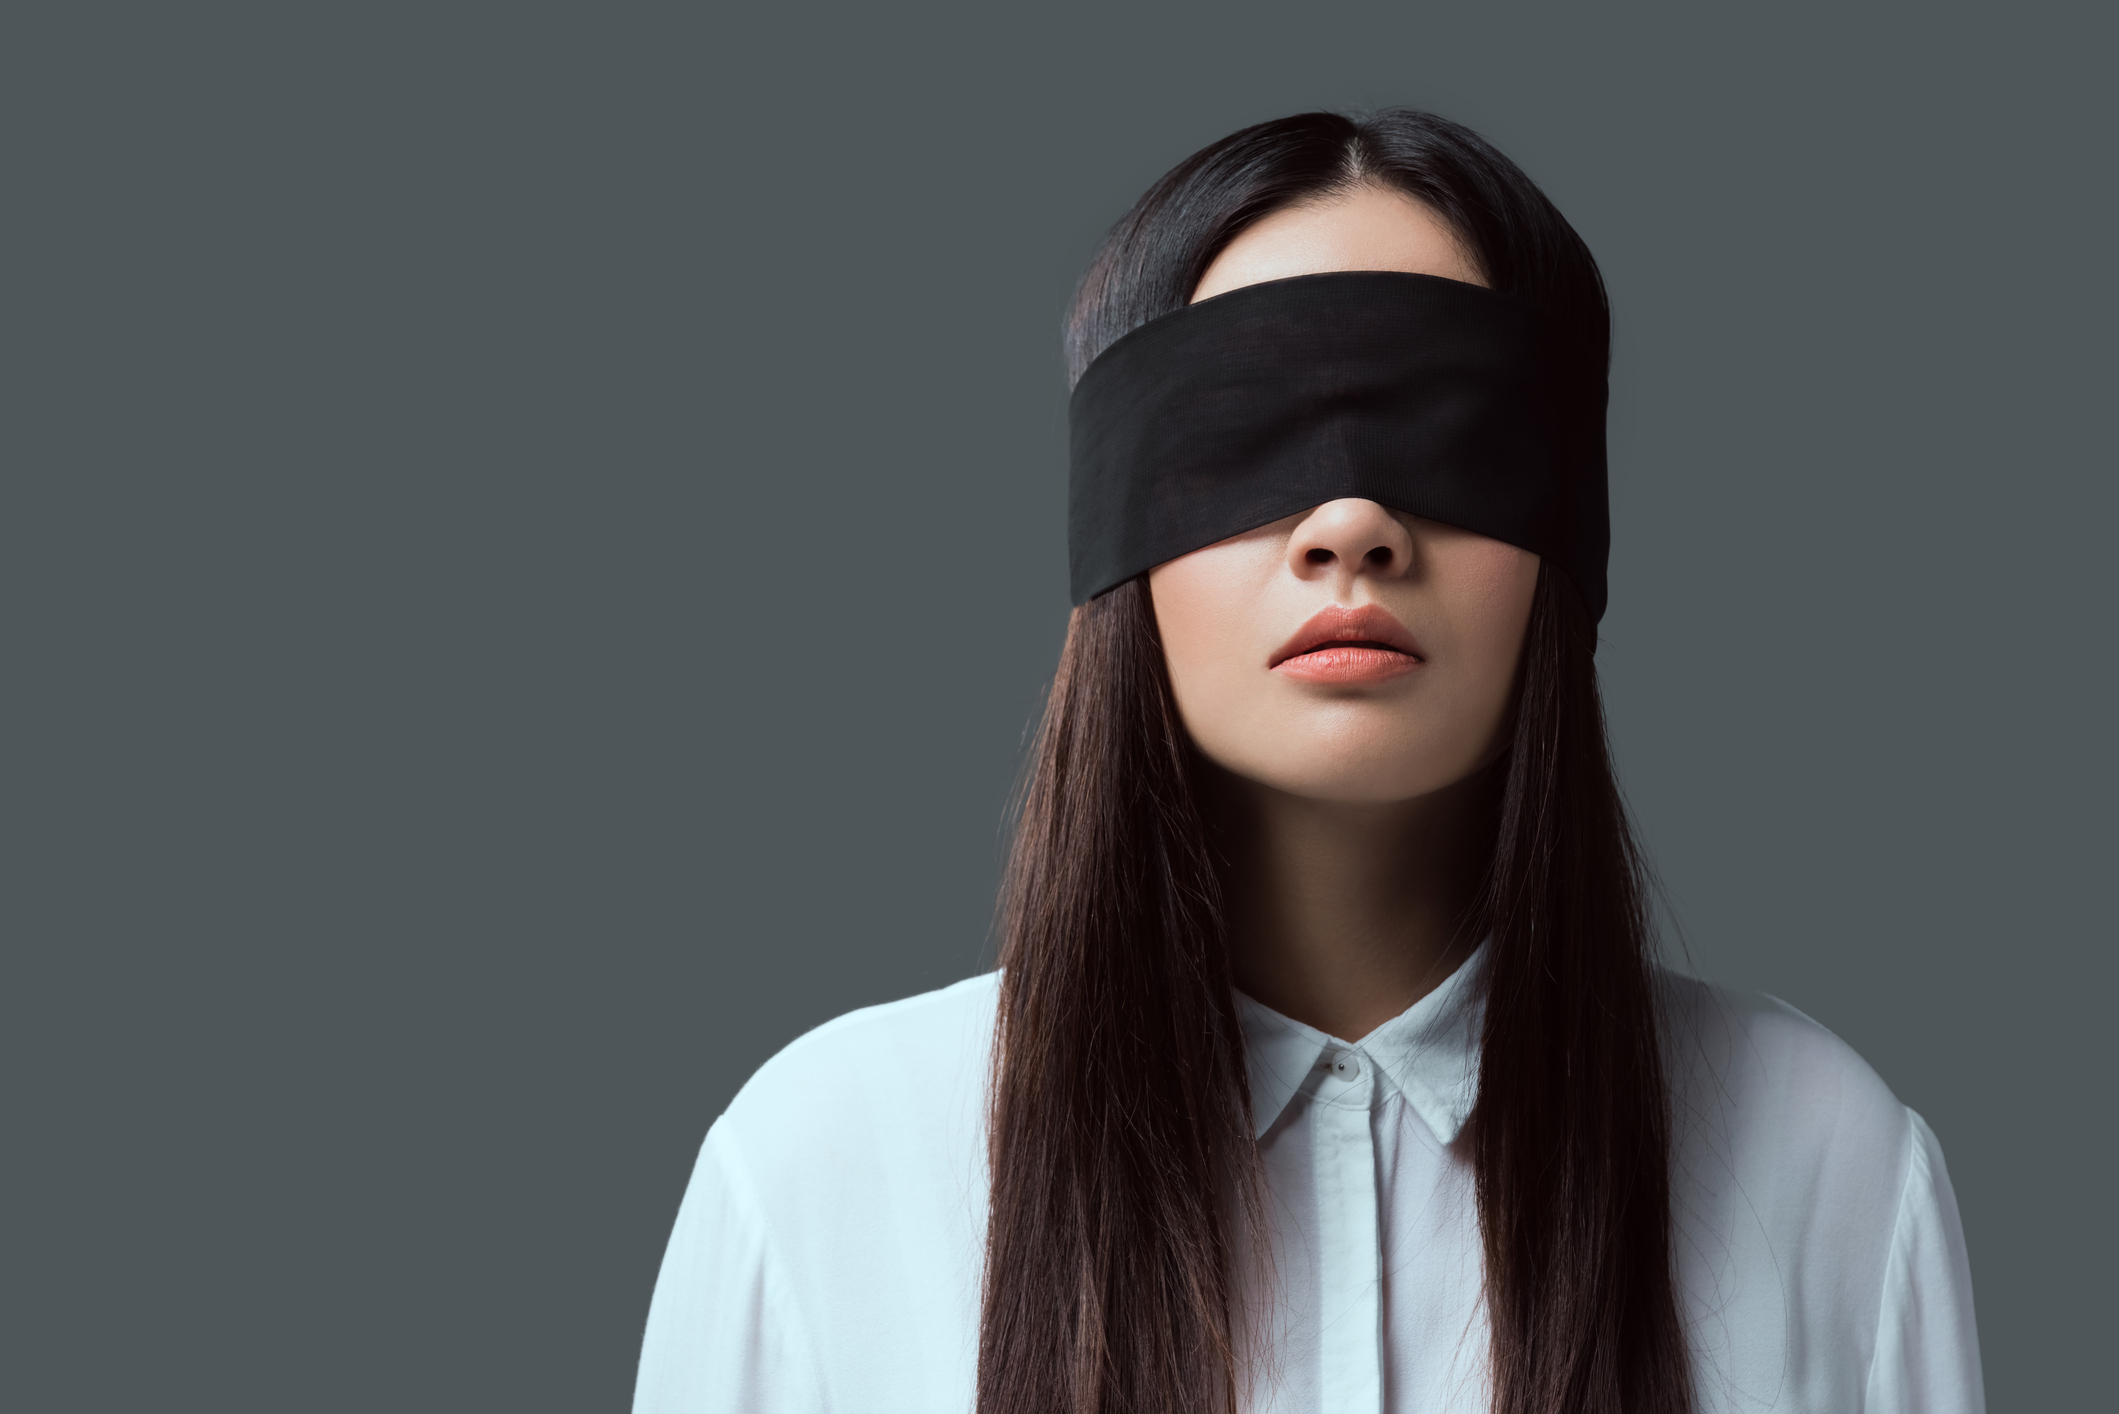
[1152,183,1540,1041]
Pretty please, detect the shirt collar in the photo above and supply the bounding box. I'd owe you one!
[1235,943,1488,1145]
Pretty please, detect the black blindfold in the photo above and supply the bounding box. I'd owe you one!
[1067,271,1610,623]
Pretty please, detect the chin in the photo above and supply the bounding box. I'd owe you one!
[1219,748,1475,805]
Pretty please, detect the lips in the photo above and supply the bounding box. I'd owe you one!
[1269,603,1425,685]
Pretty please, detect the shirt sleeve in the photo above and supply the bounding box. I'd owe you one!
[633,1122,826,1414]
[1864,1110,1986,1414]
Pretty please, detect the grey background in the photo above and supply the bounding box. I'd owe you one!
[5,2,2110,1409]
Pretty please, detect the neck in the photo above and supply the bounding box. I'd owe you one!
[1199,761,1497,1041]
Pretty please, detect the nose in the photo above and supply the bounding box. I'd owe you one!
[1284,499,1415,585]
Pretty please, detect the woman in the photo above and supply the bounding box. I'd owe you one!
[634,110,1982,1414]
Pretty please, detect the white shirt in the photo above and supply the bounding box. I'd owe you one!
[633,954,1983,1412]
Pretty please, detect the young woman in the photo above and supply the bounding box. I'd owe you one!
[633,110,1983,1414]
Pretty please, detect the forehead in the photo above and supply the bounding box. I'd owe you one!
[1192,185,1485,304]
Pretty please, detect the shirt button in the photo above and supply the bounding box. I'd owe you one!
[1329,1053,1360,1079]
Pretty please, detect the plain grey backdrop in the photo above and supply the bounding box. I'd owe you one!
[5,2,2111,1408]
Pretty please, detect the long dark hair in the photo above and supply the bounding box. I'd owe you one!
[981,110,1689,1414]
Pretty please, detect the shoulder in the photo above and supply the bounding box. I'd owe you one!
[648,975,998,1406]
[1654,980,1983,1408]
[713,972,1000,1202]
[1659,970,1917,1267]
[1660,969,1909,1145]
[1661,975,1915,1170]
[724,971,999,1113]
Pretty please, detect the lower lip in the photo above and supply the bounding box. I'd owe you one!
[1273,646,1423,684]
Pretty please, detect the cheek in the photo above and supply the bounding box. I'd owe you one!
[1427,539,1540,715]
[1147,535,1281,690]
[1441,540,1540,652]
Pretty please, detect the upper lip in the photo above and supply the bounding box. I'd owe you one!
[1269,604,1425,668]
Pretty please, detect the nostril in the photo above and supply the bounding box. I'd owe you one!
[1367,547,1394,567]
[1305,548,1333,565]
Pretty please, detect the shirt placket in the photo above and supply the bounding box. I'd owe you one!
[1314,1046,1382,1414]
